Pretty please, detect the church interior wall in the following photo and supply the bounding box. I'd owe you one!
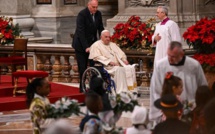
[0,0,214,44]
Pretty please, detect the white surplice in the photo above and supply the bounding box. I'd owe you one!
[152,20,181,64]
[89,40,137,93]
[149,57,208,121]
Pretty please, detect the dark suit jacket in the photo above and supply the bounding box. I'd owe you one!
[72,7,104,52]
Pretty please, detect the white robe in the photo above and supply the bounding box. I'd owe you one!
[152,20,181,64]
[126,126,151,134]
[89,40,137,93]
[149,56,208,121]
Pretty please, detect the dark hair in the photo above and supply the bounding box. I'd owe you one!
[204,98,215,132]
[26,78,46,107]
[85,92,102,114]
[161,74,182,97]
[195,85,212,115]
[90,75,105,96]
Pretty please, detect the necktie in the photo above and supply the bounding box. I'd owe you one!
[92,14,95,22]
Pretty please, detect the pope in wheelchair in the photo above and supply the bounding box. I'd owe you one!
[89,30,137,93]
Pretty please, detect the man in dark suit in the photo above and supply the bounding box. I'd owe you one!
[72,0,104,92]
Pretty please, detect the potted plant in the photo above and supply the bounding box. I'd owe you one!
[183,17,215,87]
[183,18,215,54]
[0,16,21,45]
[111,15,155,51]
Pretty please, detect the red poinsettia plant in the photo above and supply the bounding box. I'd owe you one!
[0,16,21,45]
[183,18,215,54]
[183,17,215,72]
[193,53,215,72]
[111,15,155,50]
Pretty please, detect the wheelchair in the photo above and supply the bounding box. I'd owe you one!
[81,62,116,95]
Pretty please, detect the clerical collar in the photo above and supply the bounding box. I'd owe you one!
[169,56,186,66]
[161,17,170,25]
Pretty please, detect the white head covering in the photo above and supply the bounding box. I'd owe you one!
[131,106,148,124]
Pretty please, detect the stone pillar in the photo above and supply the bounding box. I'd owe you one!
[0,0,35,37]
[31,0,84,44]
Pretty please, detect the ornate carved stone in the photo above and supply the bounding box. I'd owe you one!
[71,57,80,83]
[205,0,215,5]
[128,0,169,7]
[36,55,44,70]
[44,55,52,73]
[62,55,72,83]
[52,56,62,82]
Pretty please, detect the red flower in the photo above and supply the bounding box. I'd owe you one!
[193,53,215,72]
[111,15,155,50]
[183,18,215,54]
[0,16,21,45]
[165,72,173,79]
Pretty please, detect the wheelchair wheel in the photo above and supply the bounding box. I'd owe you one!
[81,67,102,93]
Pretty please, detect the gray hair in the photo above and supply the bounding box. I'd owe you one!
[168,41,183,52]
[88,0,98,3]
[158,6,168,16]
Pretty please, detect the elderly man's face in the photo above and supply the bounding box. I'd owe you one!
[88,0,98,14]
[167,48,183,64]
[101,32,111,45]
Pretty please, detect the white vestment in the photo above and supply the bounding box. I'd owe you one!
[152,20,181,64]
[89,40,137,93]
[149,56,208,121]
[126,126,151,134]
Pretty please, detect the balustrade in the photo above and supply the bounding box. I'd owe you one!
[0,44,196,87]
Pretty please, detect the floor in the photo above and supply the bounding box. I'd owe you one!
[0,82,150,134]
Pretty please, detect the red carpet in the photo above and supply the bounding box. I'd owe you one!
[0,75,85,112]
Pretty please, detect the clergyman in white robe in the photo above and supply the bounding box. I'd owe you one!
[152,19,181,64]
[89,40,137,93]
[149,56,208,121]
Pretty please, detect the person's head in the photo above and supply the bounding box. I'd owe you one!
[88,0,98,14]
[101,30,111,45]
[85,92,103,114]
[162,72,183,97]
[156,6,168,20]
[154,94,183,119]
[44,119,78,134]
[167,41,184,64]
[90,75,106,95]
[131,106,148,127]
[204,98,215,132]
[195,85,212,108]
[26,77,50,107]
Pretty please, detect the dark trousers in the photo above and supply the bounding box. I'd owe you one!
[75,50,89,93]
